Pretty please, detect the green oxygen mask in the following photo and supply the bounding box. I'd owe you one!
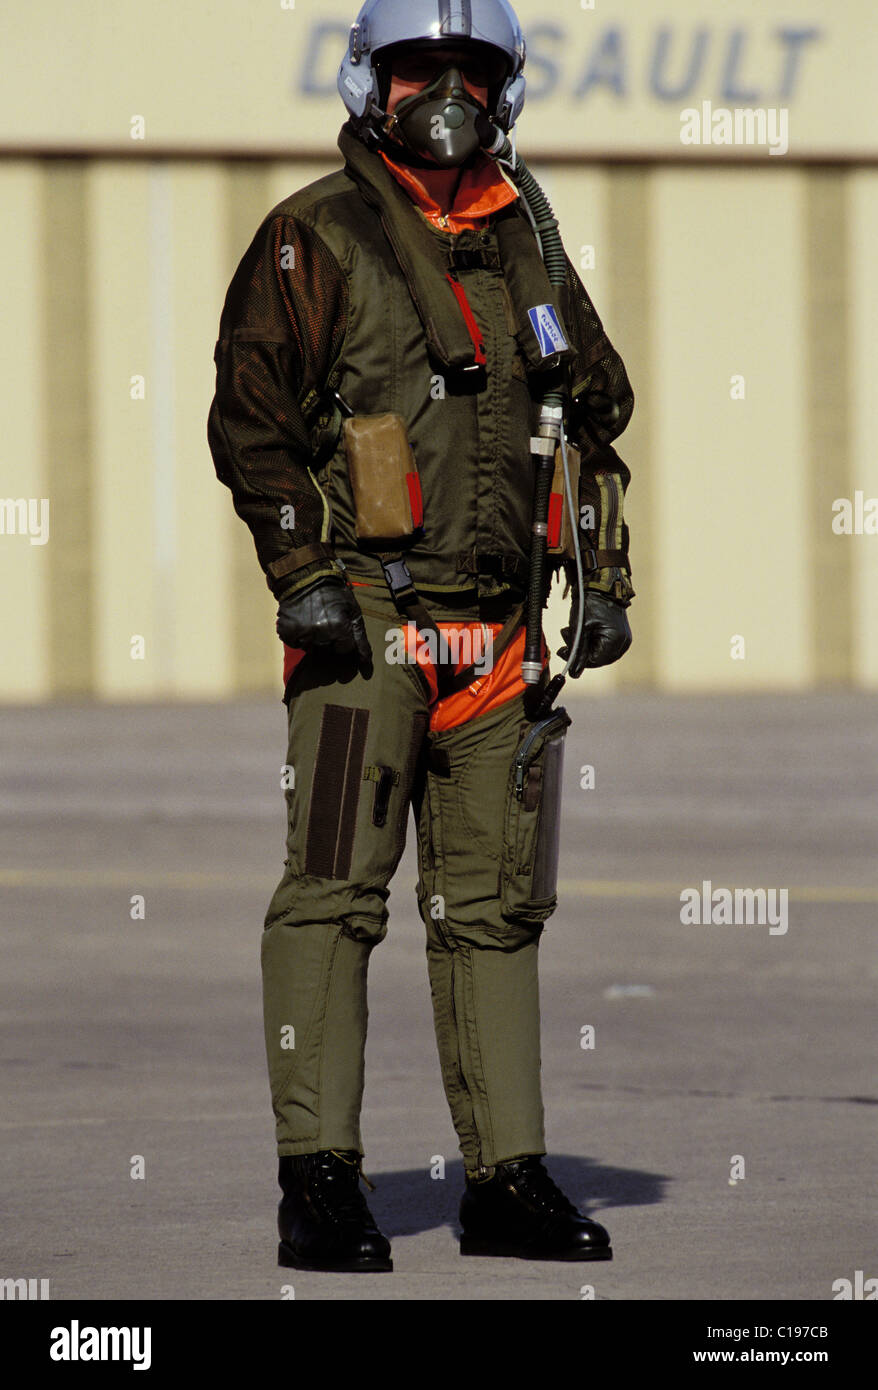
[386,65,487,168]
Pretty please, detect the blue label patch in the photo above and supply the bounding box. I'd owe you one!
[527,303,569,357]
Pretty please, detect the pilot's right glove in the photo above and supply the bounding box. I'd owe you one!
[276,578,372,672]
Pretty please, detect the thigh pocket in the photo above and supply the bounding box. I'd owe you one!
[501,707,571,923]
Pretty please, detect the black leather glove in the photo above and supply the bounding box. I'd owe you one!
[276,578,372,671]
[558,588,632,676]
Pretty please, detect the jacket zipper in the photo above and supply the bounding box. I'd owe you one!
[603,472,620,550]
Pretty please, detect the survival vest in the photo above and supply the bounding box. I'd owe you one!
[267,121,579,620]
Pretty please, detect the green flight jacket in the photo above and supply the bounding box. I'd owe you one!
[207,122,636,618]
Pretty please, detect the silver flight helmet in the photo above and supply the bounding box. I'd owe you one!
[337,0,526,167]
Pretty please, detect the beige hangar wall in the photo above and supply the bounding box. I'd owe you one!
[1,0,876,700]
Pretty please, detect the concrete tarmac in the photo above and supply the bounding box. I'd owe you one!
[0,692,875,1301]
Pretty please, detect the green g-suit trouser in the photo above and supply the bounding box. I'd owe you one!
[261,600,564,1173]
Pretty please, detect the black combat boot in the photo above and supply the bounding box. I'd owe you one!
[277,1149,393,1272]
[459,1155,613,1261]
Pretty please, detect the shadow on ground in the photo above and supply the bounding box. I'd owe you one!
[362,1155,671,1239]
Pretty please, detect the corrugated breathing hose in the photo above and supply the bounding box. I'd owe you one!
[476,117,583,710]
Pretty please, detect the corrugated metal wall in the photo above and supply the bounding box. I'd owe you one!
[2,155,877,700]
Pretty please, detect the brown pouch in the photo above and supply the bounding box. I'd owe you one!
[343,413,424,544]
[547,441,581,559]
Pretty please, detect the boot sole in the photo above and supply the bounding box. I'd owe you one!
[278,1240,393,1273]
[459,1234,612,1262]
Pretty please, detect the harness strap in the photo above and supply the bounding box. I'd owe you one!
[378,553,526,699]
[378,554,459,697]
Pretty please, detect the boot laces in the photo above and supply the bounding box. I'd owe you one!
[507,1160,581,1218]
[308,1151,373,1224]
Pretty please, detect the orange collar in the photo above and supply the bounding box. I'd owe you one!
[380,148,518,233]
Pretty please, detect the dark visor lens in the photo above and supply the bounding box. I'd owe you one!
[382,42,509,89]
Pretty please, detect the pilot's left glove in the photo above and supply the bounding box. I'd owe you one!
[558,588,632,676]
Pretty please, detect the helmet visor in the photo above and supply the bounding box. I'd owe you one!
[377,39,511,92]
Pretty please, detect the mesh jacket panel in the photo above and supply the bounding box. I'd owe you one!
[207,215,350,600]
[562,254,634,457]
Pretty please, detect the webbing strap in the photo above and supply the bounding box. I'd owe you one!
[378,553,525,699]
[581,547,630,573]
[376,552,454,696]
[267,541,335,581]
[445,274,486,367]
